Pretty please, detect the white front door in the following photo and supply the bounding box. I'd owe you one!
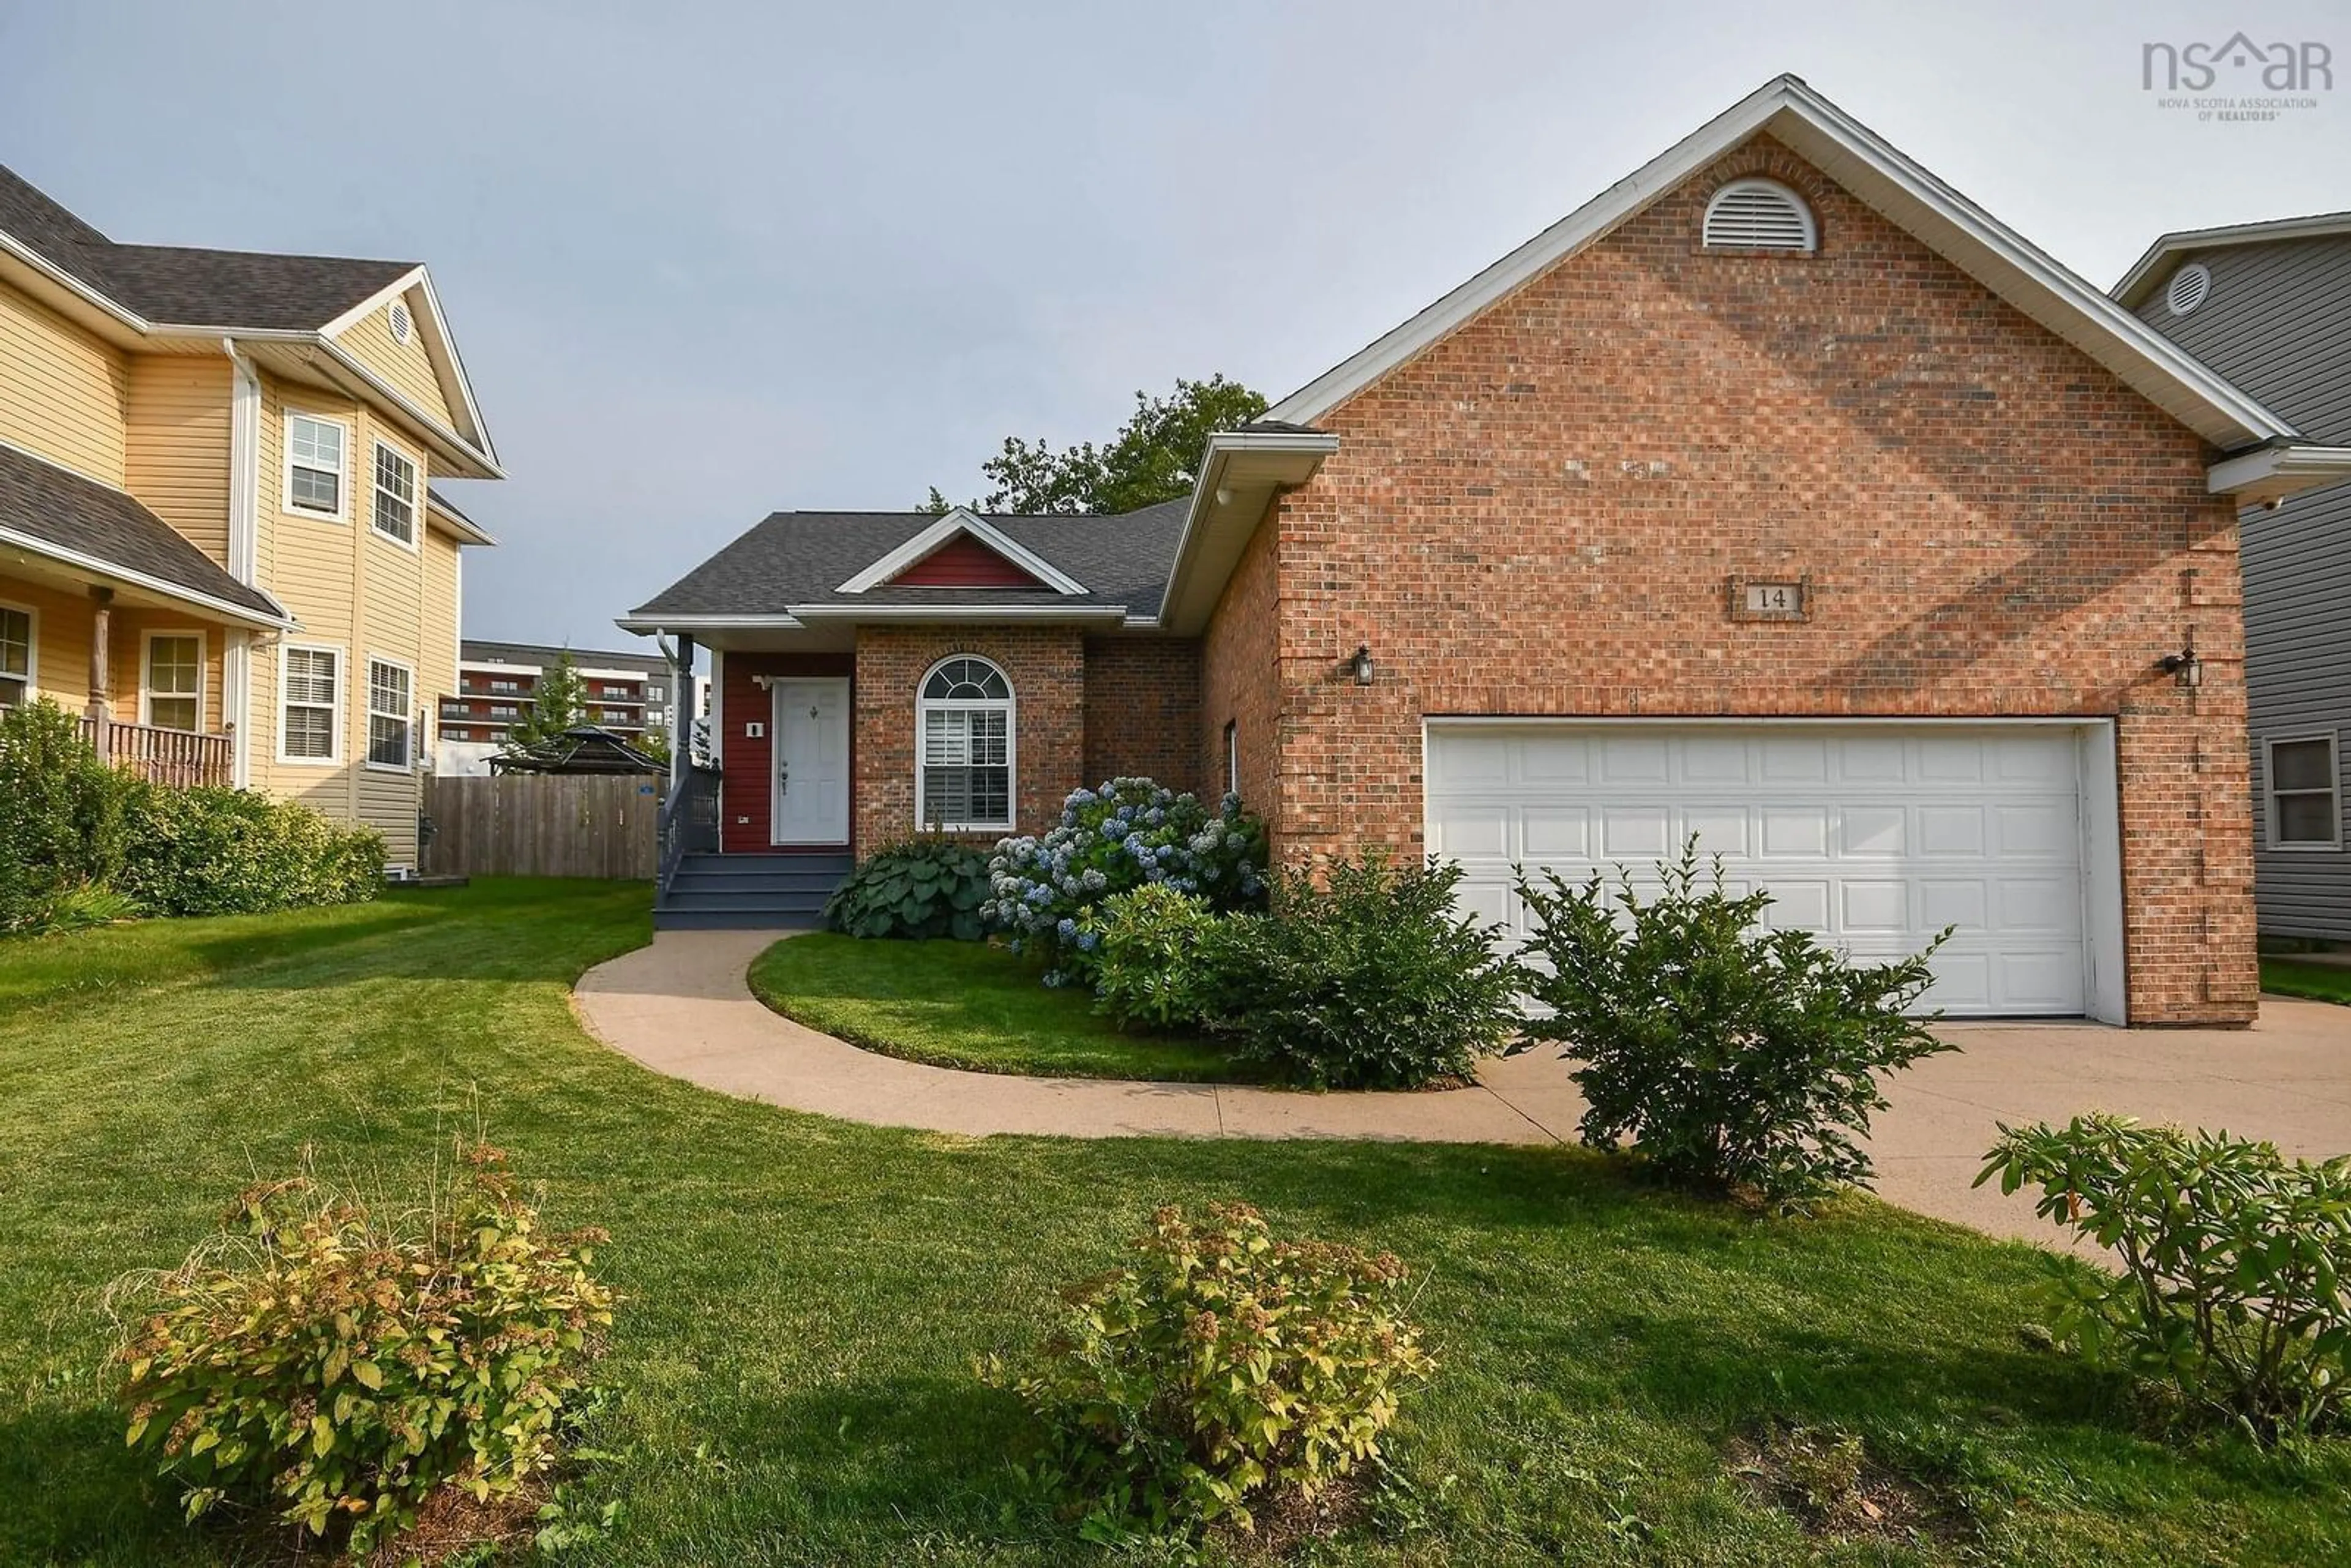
[771,679,850,846]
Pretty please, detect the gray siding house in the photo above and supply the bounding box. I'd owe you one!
[2120,216,2351,939]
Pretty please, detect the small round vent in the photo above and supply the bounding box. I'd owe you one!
[1702,178,1818,252]
[2165,263,2212,317]
[388,300,413,345]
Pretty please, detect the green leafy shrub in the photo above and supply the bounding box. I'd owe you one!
[984,779,1267,985]
[1979,1114,2351,1442]
[0,698,135,932]
[21,883,143,934]
[1205,855,1521,1089]
[984,1202,1433,1539]
[118,786,385,917]
[111,1142,615,1556]
[1090,883,1223,1030]
[1515,841,1952,1209]
[825,837,992,940]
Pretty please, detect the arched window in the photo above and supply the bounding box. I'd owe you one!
[917,655,1014,830]
[1701,178,1818,252]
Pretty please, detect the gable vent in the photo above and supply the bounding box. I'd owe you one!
[388,300,413,345]
[2165,263,2212,317]
[1701,179,1817,252]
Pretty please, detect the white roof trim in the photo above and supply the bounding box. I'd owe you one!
[614,612,807,634]
[833,508,1088,596]
[2113,211,2351,308]
[318,266,427,337]
[1263,73,2299,451]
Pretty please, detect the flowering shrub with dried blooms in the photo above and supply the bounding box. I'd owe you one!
[983,1203,1433,1538]
[110,1142,615,1556]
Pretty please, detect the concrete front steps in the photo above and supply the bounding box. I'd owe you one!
[655,852,850,930]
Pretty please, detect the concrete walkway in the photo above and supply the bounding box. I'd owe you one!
[573,931,2351,1244]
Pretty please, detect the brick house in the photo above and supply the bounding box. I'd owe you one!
[622,77,2351,1024]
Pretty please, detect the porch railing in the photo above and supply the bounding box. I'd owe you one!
[656,763,722,897]
[79,718,233,789]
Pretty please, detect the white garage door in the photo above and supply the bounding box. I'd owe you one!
[1425,722,2097,1017]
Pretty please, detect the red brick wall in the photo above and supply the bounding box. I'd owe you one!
[1229,132,2254,1023]
[1200,519,1283,818]
[852,627,1084,853]
[717,651,853,853]
[1082,636,1203,795]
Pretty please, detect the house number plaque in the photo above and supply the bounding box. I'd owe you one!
[1728,574,1812,623]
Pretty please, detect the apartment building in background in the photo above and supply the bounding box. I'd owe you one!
[435,638,696,775]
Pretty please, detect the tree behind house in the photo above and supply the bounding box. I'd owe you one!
[924,375,1268,516]
[503,651,587,751]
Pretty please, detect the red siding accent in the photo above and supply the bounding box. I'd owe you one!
[888,533,1046,588]
[720,651,855,854]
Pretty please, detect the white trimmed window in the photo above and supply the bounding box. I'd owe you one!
[0,603,31,708]
[1224,719,1239,798]
[142,632,203,731]
[285,413,347,517]
[372,440,418,546]
[1702,178,1818,251]
[367,658,413,770]
[2266,734,2341,850]
[280,645,341,762]
[917,656,1013,831]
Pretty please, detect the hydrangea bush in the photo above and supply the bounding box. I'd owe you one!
[983,778,1266,983]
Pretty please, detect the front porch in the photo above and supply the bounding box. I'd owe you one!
[3,568,241,790]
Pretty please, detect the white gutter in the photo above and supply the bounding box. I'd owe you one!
[2208,443,2351,502]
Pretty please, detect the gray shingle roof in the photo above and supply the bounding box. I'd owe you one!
[0,444,286,620]
[0,163,413,331]
[630,500,1190,620]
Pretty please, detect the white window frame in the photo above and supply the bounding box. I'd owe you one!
[915,654,1016,833]
[370,437,420,550]
[140,629,207,732]
[2265,732,2342,852]
[0,598,36,707]
[1225,718,1239,798]
[283,411,350,521]
[276,642,346,766]
[365,655,416,773]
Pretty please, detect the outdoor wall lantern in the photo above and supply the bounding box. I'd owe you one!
[2158,641,2203,690]
[1351,644,1374,686]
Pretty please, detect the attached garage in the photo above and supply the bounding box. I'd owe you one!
[1424,721,2128,1022]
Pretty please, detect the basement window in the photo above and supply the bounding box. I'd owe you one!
[1702,179,1817,251]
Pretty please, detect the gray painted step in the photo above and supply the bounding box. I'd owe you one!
[668,870,846,896]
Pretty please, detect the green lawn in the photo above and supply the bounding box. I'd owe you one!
[2260,956,2351,1005]
[748,929,1262,1082]
[4,882,2347,1566]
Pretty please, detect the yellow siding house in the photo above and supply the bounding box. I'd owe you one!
[0,164,500,866]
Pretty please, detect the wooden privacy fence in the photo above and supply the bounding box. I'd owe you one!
[419,774,664,879]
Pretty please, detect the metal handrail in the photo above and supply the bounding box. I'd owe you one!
[656,763,721,898]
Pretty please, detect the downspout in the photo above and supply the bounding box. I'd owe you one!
[223,339,263,789]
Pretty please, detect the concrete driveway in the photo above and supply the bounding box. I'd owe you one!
[575,932,2351,1245]
[1870,1000,2351,1242]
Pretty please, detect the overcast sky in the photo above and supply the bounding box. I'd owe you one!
[2,1,2345,651]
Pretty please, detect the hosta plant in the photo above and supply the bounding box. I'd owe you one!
[984,1202,1433,1539]
[984,778,1266,985]
[1979,1114,2351,1442]
[825,837,991,940]
[111,1142,615,1556]
[1515,840,1952,1210]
